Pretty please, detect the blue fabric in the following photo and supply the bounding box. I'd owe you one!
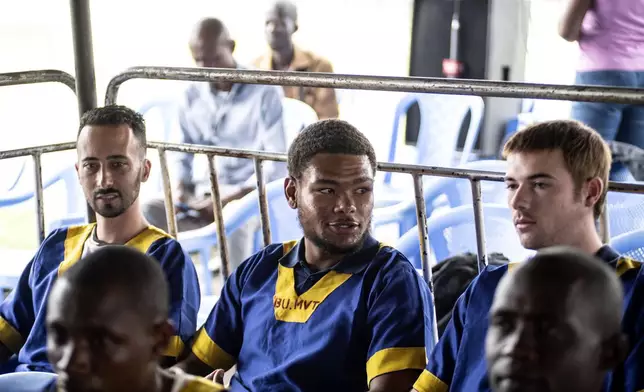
[0,372,56,391]
[192,236,432,391]
[417,245,644,392]
[0,224,200,373]
[173,71,287,196]
[572,71,644,149]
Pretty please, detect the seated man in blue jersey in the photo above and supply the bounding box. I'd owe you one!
[32,246,226,392]
[486,246,626,392]
[176,119,432,391]
[0,105,200,373]
[413,120,642,392]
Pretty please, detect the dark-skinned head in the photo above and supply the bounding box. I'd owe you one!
[285,119,377,255]
[76,105,151,219]
[189,18,236,69]
[46,246,173,392]
[486,246,626,392]
[265,1,298,51]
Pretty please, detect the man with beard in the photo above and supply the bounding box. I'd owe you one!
[175,119,431,392]
[0,106,200,373]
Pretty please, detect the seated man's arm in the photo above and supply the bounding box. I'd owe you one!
[310,60,339,119]
[364,258,430,392]
[172,107,198,204]
[0,258,38,364]
[240,86,288,193]
[412,274,478,392]
[175,252,254,376]
[149,240,202,367]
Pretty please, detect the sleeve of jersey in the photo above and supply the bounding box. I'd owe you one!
[191,251,263,371]
[148,239,201,359]
[0,258,36,354]
[413,272,480,392]
[364,253,430,385]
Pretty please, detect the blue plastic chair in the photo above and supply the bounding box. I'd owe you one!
[0,371,57,391]
[178,179,301,294]
[374,160,508,237]
[610,229,644,260]
[395,203,534,269]
[382,93,484,187]
[605,188,644,239]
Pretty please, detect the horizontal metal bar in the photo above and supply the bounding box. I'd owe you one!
[3,141,644,195]
[105,66,644,106]
[0,142,77,160]
[0,70,77,93]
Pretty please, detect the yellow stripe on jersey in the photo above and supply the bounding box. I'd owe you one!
[366,346,426,385]
[413,369,449,392]
[58,225,170,276]
[192,327,236,371]
[0,316,23,354]
[273,264,351,323]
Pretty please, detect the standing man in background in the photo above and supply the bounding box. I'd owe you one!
[254,1,339,119]
[143,17,287,270]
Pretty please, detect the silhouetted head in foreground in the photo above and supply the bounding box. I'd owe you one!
[486,246,626,392]
[46,246,172,392]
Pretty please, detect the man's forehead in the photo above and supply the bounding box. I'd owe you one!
[304,153,373,179]
[505,150,568,179]
[494,273,570,315]
[77,125,137,156]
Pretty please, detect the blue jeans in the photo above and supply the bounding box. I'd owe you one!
[572,70,644,148]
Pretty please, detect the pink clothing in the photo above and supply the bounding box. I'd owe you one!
[577,0,644,71]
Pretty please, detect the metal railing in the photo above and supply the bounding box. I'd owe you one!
[0,71,77,243]
[3,67,644,344]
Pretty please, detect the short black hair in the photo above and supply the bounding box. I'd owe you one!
[78,105,147,150]
[287,119,377,179]
[270,1,298,22]
[61,245,168,322]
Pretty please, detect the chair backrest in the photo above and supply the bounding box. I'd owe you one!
[138,99,179,142]
[178,179,302,251]
[0,371,57,391]
[605,189,644,239]
[282,97,318,144]
[610,229,644,260]
[384,93,485,184]
[395,203,533,269]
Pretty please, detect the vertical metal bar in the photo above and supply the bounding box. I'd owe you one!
[254,158,272,246]
[207,154,230,279]
[412,174,439,346]
[157,148,178,238]
[599,204,610,244]
[69,0,98,224]
[33,153,45,243]
[470,179,488,272]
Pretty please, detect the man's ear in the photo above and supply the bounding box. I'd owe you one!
[284,176,297,210]
[599,332,628,371]
[585,177,603,209]
[230,39,236,53]
[152,319,175,357]
[141,158,152,183]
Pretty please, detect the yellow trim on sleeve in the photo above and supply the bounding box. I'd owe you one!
[366,347,426,385]
[191,328,236,371]
[163,335,185,358]
[413,369,448,392]
[0,317,24,354]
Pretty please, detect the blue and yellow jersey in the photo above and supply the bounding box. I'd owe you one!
[192,235,432,391]
[413,245,643,392]
[0,224,201,373]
